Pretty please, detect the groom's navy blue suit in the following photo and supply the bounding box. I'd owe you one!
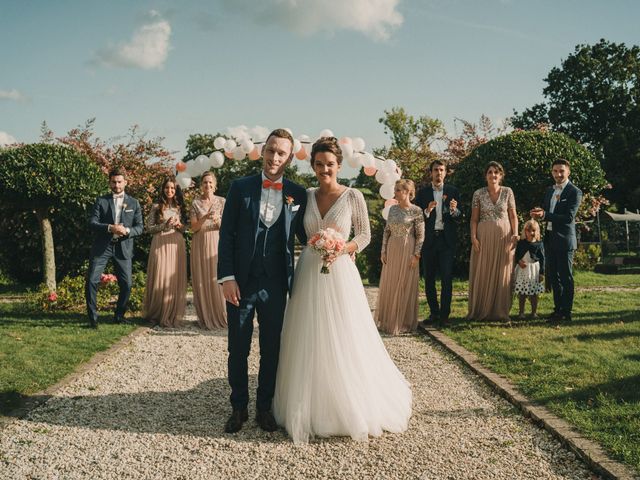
[218,174,307,412]
[541,181,582,318]
[85,193,143,324]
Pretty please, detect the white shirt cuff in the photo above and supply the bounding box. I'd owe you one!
[218,275,235,285]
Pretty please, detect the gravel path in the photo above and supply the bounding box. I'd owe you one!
[0,293,594,479]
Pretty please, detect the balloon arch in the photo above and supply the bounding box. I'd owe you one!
[174,128,402,219]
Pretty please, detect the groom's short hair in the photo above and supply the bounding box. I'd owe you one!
[265,129,294,151]
[552,158,570,168]
[109,167,127,179]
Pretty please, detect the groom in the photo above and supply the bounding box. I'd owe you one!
[86,168,143,328]
[218,128,307,433]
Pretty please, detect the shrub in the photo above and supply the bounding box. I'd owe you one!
[574,244,602,271]
[451,130,608,273]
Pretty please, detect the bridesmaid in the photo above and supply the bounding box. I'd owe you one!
[467,161,519,321]
[376,179,425,334]
[190,171,227,329]
[143,177,187,328]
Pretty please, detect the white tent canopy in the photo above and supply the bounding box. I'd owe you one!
[604,211,640,222]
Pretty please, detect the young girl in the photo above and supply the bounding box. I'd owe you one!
[514,219,545,318]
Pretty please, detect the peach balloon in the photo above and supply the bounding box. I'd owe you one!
[295,148,308,160]
[248,147,261,160]
[224,151,234,159]
[364,166,377,176]
[339,136,352,145]
[175,161,187,173]
[385,198,398,208]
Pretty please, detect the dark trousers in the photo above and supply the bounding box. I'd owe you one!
[85,244,132,322]
[546,242,575,316]
[422,233,454,319]
[227,273,287,412]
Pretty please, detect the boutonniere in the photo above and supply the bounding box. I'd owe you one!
[122,203,128,210]
[442,194,448,201]
[285,195,294,206]
[554,194,560,201]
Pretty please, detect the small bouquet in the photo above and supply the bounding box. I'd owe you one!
[100,273,118,284]
[308,228,346,274]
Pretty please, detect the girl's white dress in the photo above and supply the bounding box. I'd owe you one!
[273,188,412,444]
[513,251,545,296]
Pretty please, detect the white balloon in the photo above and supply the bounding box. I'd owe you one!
[341,142,354,159]
[232,146,246,160]
[383,159,398,173]
[382,205,392,220]
[387,170,401,183]
[346,155,361,169]
[352,137,365,151]
[224,139,237,152]
[209,151,224,168]
[176,173,192,190]
[375,169,391,184]
[213,136,226,150]
[293,139,302,153]
[362,152,375,168]
[375,158,385,171]
[380,183,395,200]
[240,139,254,154]
[185,160,199,177]
[319,129,334,138]
[298,134,310,142]
[284,127,293,135]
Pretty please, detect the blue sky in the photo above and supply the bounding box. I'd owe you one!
[1,0,639,176]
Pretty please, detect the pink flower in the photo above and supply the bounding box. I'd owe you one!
[47,292,58,302]
[100,273,117,284]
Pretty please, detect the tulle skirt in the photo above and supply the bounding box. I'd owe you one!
[273,247,412,444]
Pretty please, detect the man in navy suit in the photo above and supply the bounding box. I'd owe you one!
[85,168,144,329]
[218,129,307,433]
[531,158,582,322]
[415,160,462,327]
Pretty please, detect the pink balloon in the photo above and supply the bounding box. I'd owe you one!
[248,147,261,160]
[364,166,377,176]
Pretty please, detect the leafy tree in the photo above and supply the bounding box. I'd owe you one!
[0,144,106,290]
[451,130,608,272]
[511,39,640,208]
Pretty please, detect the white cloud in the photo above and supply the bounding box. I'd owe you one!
[0,89,26,102]
[0,132,17,146]
[94,12,171,69]
[220,0,403,41]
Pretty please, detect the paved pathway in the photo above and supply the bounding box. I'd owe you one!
[0,292,596,480]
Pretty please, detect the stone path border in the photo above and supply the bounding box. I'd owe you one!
[423,327,638,480]
[0,326,152,430]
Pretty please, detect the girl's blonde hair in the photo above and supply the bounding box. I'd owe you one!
[521,219,541,241]
[394,179,416,200]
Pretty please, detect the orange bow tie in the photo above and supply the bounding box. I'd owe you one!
[262,179,283,190]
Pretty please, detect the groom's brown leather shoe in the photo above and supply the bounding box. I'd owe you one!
[256,410,278,432]
[224,408,248,433]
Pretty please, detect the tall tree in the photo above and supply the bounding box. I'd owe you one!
[511,39,640,208]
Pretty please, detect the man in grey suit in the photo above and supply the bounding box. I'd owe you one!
[85,168,144,328]
[531,159,582,322]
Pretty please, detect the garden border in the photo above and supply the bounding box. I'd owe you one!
[423,326,638,480]
[0,326,151,431]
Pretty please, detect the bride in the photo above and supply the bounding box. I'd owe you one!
[273,137,412,444]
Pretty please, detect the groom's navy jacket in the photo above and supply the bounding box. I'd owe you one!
[542,182,582,251]
[88,193,143,258]
[218,174,307,293]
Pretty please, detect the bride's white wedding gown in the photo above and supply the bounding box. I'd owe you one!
[273,187,412,444]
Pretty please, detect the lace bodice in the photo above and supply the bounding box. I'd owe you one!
[146,204,182,234]
[304,188,371,253]
[381,204,425,256]
[472,187,516,222]
[190,196,225,232]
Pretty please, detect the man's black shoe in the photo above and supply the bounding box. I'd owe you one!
[88,318,98,329]
[224,408,248,433]
[417,320,430,333]
[563,314,572,322]
[546,312,563,322]
[115,316,132,325]
[256,410,278,432]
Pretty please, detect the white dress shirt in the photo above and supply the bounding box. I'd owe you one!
[425,184,445,231]
[547,179,569,231]
[260,173,284,227]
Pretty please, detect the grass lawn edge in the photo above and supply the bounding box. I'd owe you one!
[0,325,151,430]
[420,327,638,480]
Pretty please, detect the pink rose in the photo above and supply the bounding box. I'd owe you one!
[47,292,58,302]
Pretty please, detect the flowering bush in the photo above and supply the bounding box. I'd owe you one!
[31,270,146,313]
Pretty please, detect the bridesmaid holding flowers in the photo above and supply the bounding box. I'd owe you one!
[376,179,425,334]
[190,171,227,329]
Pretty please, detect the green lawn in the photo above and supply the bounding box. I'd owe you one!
[0,301,139,415]
[434,272,640,474]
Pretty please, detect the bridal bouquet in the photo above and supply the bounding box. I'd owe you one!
[308,228,346,274]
